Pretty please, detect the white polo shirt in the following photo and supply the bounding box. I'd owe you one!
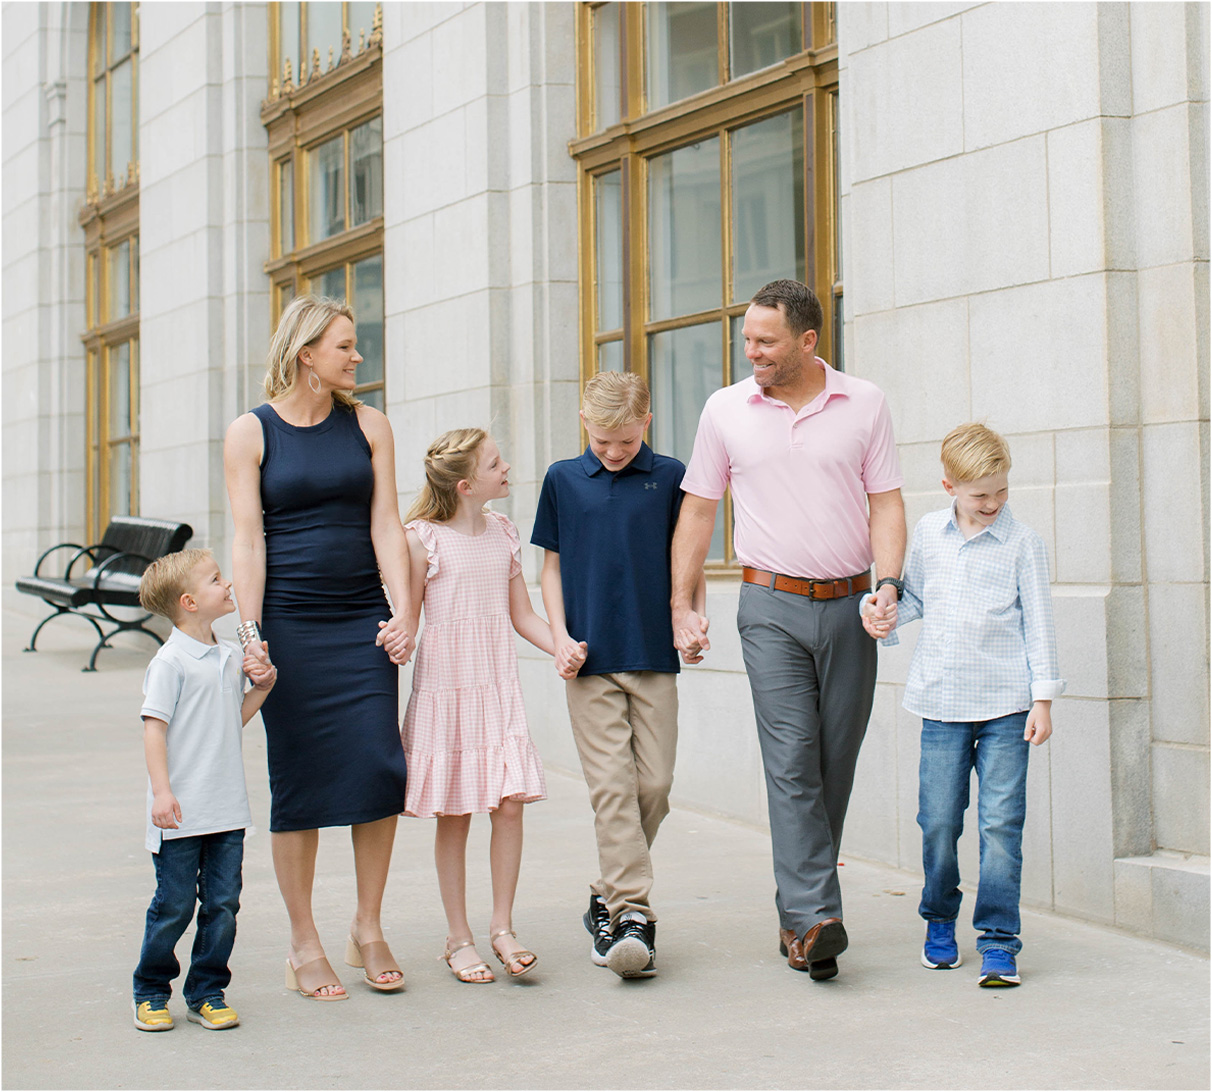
[140,628,253,853]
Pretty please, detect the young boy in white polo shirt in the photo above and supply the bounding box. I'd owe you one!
[132,549,275,1032]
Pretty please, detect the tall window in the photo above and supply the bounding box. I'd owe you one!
[573,2,839,563]
[264,3,386,409]
[81,3,141,539]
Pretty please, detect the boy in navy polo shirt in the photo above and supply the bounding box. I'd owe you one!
[532,372,704,978]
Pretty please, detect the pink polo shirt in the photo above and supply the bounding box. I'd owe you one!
[681,360,903,579]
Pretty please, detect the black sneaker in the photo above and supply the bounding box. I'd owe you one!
[606,917,656,978]
[583,894,613,966]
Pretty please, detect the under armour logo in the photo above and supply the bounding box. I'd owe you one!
[644,482,659,490]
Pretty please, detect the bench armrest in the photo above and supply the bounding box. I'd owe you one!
[90,550,156,589]
[31,542,92,578]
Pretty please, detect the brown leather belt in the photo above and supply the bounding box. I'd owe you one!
[742,567,872,600]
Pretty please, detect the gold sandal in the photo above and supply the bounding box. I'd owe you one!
[345,935,405,992]
[442,938,494,983]
[284,956,348,1001]
[490,929,538,978]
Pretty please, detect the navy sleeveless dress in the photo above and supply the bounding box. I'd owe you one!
[252,402,408,831]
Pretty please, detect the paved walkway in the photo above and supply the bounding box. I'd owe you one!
[2,598,1208,1090]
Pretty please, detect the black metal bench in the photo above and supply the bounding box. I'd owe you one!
[15,516,194,671]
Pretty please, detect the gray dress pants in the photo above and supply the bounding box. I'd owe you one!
[737,581,877,936]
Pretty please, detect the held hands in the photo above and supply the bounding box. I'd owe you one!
[860,585,899,640]
[151,790,182,830]
[1024,700,1053,746]
[376,616,415,666]
[243,641,277,690]
[673,607,711,664]
[555,638,588,680]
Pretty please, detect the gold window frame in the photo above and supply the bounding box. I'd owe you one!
[263,4,385,402]
[572,2,840,567]
[82,2,141,540]
[86,2,140,201]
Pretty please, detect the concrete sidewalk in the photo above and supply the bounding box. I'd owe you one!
[2,601,1208,1091]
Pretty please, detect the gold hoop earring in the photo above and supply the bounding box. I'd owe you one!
[307,368,322,394]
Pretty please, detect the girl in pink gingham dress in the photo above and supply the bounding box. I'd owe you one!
[402,428,567,983]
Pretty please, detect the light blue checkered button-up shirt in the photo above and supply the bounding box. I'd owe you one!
[882,502,1066,722]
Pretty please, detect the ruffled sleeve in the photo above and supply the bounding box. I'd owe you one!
[406,519,440,582]
[492,511,523,579]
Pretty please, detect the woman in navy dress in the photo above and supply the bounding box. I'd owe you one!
[225,295,412,1000]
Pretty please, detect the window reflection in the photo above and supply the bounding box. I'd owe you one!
[109,342,131,436]
[649,322,727,558]
[305,1,343,72]
[594,2,621,129]
[112,59,133,181]
[317,265,346,300]
[109,443,132,520]
[730,108,804,302]
[646,2,718,110]
[109,240,131,319]
[729,2,801,78]
[279,159,295,253]
[350,117,383,225]
[595,171,623,332]
[649,138,722,321]
[353,254,383,390]
[310,135,345,240]
[597,341,624,372]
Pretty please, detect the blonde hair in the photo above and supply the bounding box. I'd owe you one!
[139,548,215,621]
[581,371,651,430]
[264,295,361,409]
[405,428,489,523]
[941,422,1012,483]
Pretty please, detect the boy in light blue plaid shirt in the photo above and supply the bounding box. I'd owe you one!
[861,423,1065,987]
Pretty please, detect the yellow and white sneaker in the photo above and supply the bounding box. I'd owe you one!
[132,1000,174,1031]
[186,1000,240,1030]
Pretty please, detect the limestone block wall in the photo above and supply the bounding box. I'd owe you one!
[1,2,89,584]
[383,2,581,759]
[137,3,270,557]
[838,1,1208,948]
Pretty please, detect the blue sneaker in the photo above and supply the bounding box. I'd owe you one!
[921,920,962,969]
[978,948,1021,986]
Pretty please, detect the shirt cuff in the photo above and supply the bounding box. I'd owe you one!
[1030,679,1067,702]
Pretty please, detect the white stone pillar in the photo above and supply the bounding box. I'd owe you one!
[137,2,269,562]
[2,2,89,585]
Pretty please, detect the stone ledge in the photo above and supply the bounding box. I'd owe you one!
[1115,852,1210,951]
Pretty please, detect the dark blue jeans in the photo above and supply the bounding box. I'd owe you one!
[917,714,1029,956]
[133,829,244,1007]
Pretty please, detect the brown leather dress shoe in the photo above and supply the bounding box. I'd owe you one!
[800,917,848,963]
[778,928,808,971]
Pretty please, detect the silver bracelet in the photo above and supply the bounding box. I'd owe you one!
[236,620,263,653]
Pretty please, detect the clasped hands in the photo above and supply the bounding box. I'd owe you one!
[376,617,415,665]
[672,607,710,665]
[242,640,277,690]
[555,637,588,680]
[859,584,899,639]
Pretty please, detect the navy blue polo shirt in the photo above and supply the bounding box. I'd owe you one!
[531,443,685,676]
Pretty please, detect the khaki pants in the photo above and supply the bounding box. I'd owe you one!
[565,671,679,925]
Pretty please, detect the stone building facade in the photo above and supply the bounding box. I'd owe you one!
[3,1,1207,950]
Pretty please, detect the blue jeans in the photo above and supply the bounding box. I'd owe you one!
[917,714,1029,955]
[133,829,244,1007]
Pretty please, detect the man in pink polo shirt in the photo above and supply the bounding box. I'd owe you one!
[671,279,905,981]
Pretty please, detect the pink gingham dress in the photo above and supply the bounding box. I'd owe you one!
[401,511,546,817]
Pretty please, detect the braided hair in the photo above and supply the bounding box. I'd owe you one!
[405,427,488,523]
